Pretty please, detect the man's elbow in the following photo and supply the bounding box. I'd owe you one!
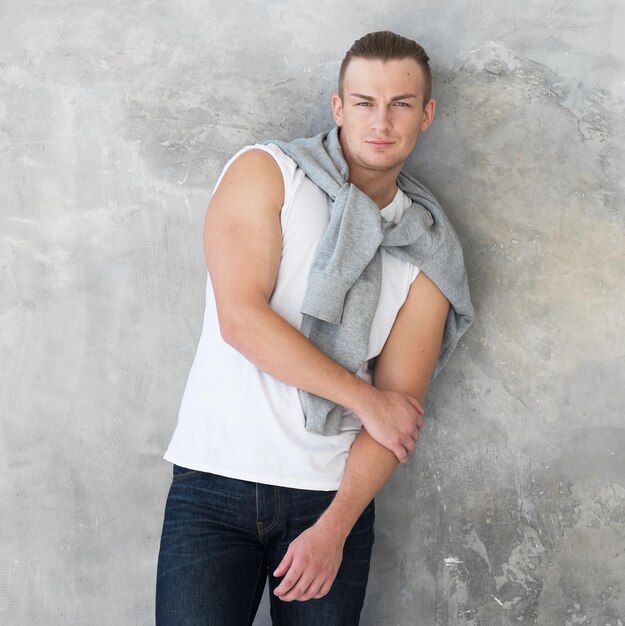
[217,302,265,353]
[217,309,247,351]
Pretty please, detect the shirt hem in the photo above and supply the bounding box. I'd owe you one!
[163,450,342,491]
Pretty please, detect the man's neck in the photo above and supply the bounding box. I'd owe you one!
[347,164,401,209]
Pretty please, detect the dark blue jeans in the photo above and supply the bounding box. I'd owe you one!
[156,466,375,626]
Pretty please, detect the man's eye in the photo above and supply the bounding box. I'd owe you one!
[356,102,372,106]
[394,101,410,107]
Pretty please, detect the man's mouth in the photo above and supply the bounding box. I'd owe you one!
[366,139,395,147]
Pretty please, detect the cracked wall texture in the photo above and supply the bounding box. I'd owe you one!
[1,1,624,625]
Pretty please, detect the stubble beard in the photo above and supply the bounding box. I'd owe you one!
[350,146,409,175]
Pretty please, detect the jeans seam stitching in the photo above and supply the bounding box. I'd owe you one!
[255,483,264,539]
[262,486,280,534]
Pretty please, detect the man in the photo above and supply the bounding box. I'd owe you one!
[156,31,473,625]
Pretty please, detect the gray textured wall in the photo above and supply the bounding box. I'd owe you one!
[1,1,624,624]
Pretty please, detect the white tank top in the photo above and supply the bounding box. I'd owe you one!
[164,143,420,490]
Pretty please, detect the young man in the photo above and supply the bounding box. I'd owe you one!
[156,31,473,626]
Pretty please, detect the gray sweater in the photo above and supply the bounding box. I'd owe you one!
[268,127,474,435]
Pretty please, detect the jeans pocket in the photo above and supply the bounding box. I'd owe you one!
[171,464,201,483]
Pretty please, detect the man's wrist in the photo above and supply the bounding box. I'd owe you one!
[315,500,360,542]
[344,375,379,419]
[315,512,351,544]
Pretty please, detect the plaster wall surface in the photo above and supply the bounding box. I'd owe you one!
[1,1,624,625]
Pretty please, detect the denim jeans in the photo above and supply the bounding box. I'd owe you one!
[156,465,375,626]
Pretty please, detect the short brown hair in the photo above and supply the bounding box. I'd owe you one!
[338,31,432,105]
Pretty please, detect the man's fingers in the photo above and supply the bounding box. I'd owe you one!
[278,575,316,602]
[393,443,408,464]
[313,580,332,599]
[278,568,337,602]
[405,438,416,455]
[390,420,425,462]
[396,431,420,462]
[273,550,294,579]
[297,578,325,602]
[274,565,302,597]
[406,395,425,415]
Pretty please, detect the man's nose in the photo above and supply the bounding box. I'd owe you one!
[372,105,392,131]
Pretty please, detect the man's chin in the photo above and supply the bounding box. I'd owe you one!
[357,153,406,172]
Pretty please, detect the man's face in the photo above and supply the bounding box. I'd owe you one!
[332,57,436,175]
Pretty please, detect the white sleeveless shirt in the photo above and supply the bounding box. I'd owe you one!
[164,144,420,490]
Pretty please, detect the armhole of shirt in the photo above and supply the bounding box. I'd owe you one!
[211,144,297,222]
[409,264,421,285]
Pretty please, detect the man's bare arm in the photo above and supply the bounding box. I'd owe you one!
[205,148,424,463]
[273,271,450,601]
[320,270,451,535]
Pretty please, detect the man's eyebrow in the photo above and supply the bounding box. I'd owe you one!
[347,93,420,101]
[391,93,419,101]
[348,93,376,101]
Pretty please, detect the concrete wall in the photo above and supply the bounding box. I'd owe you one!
[1,1,623,624]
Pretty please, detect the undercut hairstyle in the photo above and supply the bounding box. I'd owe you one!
[338,31,432,105]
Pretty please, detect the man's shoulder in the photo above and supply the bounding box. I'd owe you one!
[225,143,300,188]
[212,146,285,212]
[219,145,283,185]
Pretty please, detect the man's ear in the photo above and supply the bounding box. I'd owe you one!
[420,98,436,131]
[331,95,343,127]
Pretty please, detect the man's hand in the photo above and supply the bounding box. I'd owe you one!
[356,387,425,464]
[272,520,345,602]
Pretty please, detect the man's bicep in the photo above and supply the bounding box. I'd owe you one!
[373,271,450,402]
[203,149,285,319]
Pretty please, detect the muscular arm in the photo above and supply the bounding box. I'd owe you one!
[273,271,450,601]
[205,149,423,462]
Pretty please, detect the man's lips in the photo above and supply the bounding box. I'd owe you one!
[366,139,395,147]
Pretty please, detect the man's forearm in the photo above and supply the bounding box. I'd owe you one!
[221,300,423,463]
[232,304,404,536]
[315,429,398,540]
[271,428,399,601]
[222,300,373,417]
